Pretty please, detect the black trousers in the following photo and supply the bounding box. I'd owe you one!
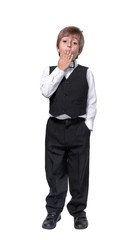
[45,117,90,217]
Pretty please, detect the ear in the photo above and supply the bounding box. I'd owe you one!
[77,50,82,57]
[56,45,60,53]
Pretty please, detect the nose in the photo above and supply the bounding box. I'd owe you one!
[67,40,72,48]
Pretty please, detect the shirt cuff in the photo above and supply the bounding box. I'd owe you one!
[51,67,65,77]
[85,119,94,131]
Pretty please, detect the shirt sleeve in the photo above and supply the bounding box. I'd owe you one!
[85,68,97,131]
[40,66,65,98]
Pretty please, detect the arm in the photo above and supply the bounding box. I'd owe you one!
[85,69,97,131]
[40,51,73,98]
[40,66,65,98]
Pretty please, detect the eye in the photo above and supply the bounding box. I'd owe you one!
[73,41,78,45]
[62,40,67,43]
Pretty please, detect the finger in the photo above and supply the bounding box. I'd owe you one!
[62,51,68,58]
[69,54,73,62]
[65,50,71,56]
[65,50,70,54]
[70,54,73,60]
[66,51,73,59]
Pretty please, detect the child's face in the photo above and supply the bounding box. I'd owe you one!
[57,34,81,61]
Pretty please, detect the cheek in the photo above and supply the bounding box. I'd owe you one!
[73,46,79,53]
[58,44,64,51]
[59,46,67,53]
[73,49,79,56]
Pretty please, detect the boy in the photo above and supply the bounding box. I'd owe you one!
[40,26,97,229]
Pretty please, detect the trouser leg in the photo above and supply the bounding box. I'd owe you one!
[45,118,68,213]
[66,119,90,217]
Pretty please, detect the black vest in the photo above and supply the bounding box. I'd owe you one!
[49,65,88,118]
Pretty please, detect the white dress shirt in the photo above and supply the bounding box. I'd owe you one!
[40,61,97,130]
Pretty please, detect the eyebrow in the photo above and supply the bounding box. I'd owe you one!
[62,35,79,41]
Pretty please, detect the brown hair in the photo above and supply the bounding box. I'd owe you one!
[56,26,84,53]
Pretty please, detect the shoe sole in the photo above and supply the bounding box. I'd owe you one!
[42,216,61,230]
[74,225,88,229]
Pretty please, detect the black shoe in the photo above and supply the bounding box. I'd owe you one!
[74,216,88,229]
[42,212,61,229]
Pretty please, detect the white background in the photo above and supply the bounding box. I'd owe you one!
[0,0,136,239]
